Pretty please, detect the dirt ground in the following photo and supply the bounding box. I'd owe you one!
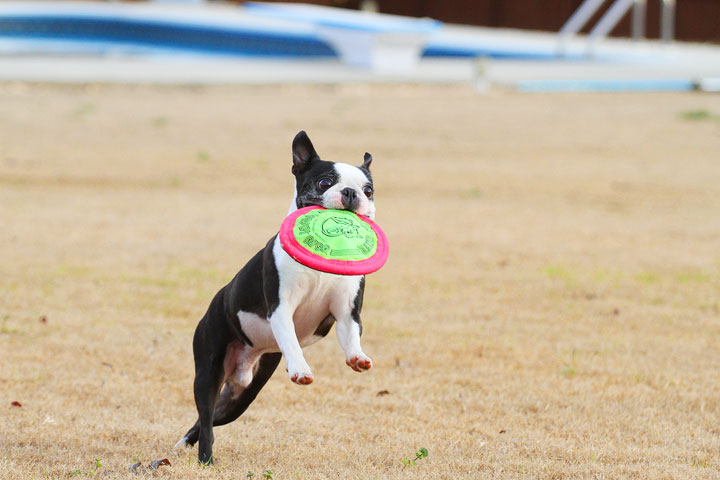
[1,83,719,479]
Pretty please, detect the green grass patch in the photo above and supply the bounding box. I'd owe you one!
[678,109,714,121]
[174,266,223,283]
[633,269,714,285]
[118,265,224,317]
[168,175,184,187]
[459,186,482,198]
[401,447,429,468]
[0,315,19,335]
[634,271,660,284]
[542,265,579,287]
[70,102,96,119]
[196,150,210,163]
[561,349,578,378]
[675,271,711,284]
[592,268,624,286]
[151,116,169,128]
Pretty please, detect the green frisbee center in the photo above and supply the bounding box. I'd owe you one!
[293,209,378,261]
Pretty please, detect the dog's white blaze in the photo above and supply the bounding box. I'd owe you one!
[323,163,375,219]
[333,162,369,189]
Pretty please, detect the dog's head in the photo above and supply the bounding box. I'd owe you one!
[289,131,375,220]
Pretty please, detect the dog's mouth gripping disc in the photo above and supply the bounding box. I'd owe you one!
[279,206,389,275]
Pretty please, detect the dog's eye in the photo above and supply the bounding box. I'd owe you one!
[317,178,333,191]
[363,186,374,198]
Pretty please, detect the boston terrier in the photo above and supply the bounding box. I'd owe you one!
[175,131,376,464]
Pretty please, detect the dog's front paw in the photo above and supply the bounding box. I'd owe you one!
[287,366,314,385]
[346,354,373,372]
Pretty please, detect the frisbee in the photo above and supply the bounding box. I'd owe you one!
[279,206,389,275]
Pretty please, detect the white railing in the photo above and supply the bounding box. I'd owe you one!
[558,0,676,57]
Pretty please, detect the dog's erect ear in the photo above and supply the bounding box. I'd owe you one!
[292,131,319,174]
[362,152,372,170]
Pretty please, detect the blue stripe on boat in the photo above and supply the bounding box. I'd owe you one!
[0,16,338,57]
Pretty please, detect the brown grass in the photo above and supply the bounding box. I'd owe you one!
[1,83,720,479]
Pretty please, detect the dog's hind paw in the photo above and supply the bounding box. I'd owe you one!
[346,354,372,372]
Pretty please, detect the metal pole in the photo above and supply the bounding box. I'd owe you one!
[558,0,607,56]
[559,0,607,35]
[587,0,634,56]
[589,0,635,41]
[661,0,675,43]
[631,0,646,40]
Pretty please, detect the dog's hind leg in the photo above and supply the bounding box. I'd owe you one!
[193,349,225,465]
[175,352,282,452]
[175,362,222,452]
[212,352,282,426]
[183,291,231,465]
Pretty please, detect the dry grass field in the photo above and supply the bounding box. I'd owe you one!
[1,83,720,479]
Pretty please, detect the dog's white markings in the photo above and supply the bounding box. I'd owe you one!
[240,162,374,386]
[174,435,189,449]
[237,307,314,384]
[323,163,375,219]
[236,236,367,385]
[269,301,314,385]
[335,319,372,372]
[237,311,275,347]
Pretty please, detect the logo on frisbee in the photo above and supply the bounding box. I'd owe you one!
[321,216,363,239]
[294,209,376,260]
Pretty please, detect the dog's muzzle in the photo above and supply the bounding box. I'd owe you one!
[340,187,359,211]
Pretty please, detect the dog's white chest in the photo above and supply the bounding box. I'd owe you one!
[237,237,362,351]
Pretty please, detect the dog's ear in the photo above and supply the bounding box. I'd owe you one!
[292,131,319,174]
[362,152,372,170]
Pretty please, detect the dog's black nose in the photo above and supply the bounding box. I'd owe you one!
[340,187,358,209]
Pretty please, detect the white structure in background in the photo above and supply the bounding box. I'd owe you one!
[243,2,441,72]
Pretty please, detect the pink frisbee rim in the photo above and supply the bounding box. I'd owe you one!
[279,206,389,275]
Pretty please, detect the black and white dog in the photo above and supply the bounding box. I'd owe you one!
[175,131,376,464]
